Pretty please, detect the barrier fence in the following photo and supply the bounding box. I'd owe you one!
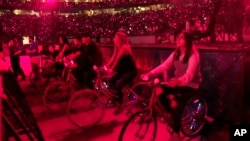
[1,71,44,141]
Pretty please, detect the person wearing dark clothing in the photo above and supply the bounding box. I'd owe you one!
[70,34,103,89]
[68,36,82,60]
[8,39,26,80]
[52,36,71,72]
[106,31,137,109]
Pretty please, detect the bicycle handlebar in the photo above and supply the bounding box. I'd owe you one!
[141,75,168,87]
[93,65,108,72]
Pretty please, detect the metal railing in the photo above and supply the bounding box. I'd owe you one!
[1,72,45,141]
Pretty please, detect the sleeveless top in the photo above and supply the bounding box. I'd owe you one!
[173,57,201,89]
[114,54,137,74]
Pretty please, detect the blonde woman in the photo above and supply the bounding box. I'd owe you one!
[107,31,137,113]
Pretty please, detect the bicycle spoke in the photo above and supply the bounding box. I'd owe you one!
[181,96,207,137]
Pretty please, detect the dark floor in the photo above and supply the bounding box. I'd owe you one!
[16,77,235,141]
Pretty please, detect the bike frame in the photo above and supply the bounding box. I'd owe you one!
[145,79,170,121]
[93,67,150,108]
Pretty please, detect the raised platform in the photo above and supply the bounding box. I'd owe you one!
[100,43,250,123]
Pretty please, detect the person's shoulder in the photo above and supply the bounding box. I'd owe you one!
[191,47,200,59]
[120,45,131,54]
[121,44,131,50]
[123,44,130,48]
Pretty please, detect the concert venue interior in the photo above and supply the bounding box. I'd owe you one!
[1,0,250,141]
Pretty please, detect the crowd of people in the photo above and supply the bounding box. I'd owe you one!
[1,2,228,43]
[0,0,166,10]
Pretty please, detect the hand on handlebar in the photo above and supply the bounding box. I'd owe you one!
[167,78,179,88]
[93,65,113,75]
[93,65,98,71]
[107,68,113,74]
[140,72,153,81]
[68,63,77,69]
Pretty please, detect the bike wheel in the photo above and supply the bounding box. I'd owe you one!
[125,82,152,115]
[181,95,207,137]
[67,89,107,127]
[43,81,71,110]
[119,110,157,141]
[29,67,52,95]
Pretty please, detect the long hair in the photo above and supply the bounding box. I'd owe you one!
[115,31,129,46]
[174,31,193,64]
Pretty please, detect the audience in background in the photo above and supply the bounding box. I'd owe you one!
[8,38,26,80]
[0,2,228,43]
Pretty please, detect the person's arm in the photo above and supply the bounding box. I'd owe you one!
[57,44,69,59]
[14,50,22,56]
[176,51,200,86]
[69,51,81,61]
[26,48,37,54]
[150,52,174,76]
[14,46,22,56]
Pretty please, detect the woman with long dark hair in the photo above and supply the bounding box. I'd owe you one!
[142,30,202,135]
[142,1,222,137]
